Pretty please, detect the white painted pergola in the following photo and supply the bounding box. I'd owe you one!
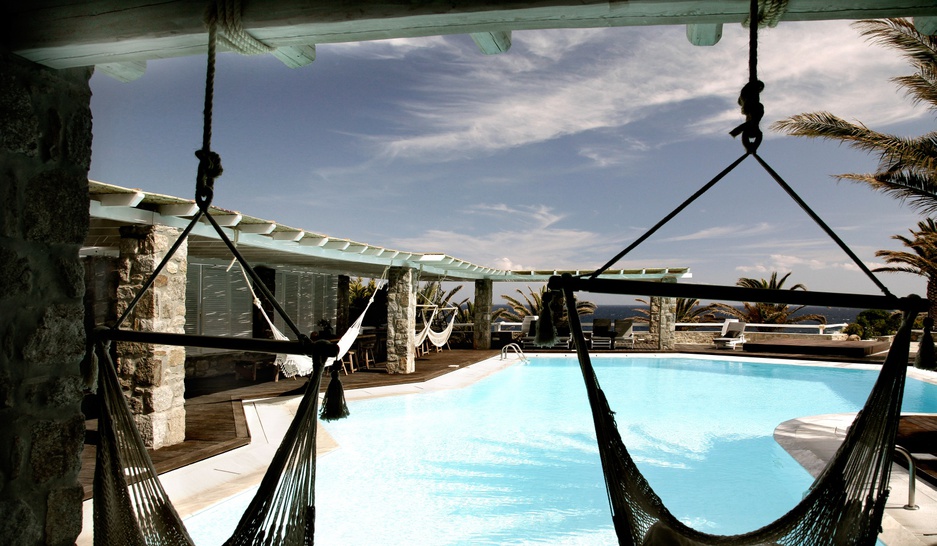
[86,179,692,284]
[8,1,937,82]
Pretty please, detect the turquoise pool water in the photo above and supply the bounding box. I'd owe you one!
[186,355,937,545]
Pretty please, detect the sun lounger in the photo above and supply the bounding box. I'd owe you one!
[612,319,635,349]
[714,320,746,349]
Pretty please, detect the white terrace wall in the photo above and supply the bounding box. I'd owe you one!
[0,48,92,545]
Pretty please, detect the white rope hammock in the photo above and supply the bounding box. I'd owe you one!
[240,263,386,376]
[426,311,457,348]
[414,307,438,348]
[324,279,387,369]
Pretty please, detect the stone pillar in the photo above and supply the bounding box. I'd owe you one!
[648,279,678,351]
[116,225,187,449]
[385,267,416,374]
[0,49,92,545]
[336,274,350,336]
[473,279,492,349]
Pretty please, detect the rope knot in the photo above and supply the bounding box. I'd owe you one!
[729,80,765,153]
[195,149,223,209]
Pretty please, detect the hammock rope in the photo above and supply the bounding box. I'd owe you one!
[92,5,342,543]
[548,1,926,543]
[555,277,923,546]
[92,337,338,546]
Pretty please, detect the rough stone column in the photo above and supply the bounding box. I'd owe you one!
[385,267,416,374]
[648,279,678,351]
[0,48,92,545]
[116,225,187,449]
[473,279,492,349]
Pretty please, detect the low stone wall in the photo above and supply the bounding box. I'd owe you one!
[676,330,848,345]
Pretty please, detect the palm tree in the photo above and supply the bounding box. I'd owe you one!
[874,218,937,319]
[417,281,468,327]
[633,297,715,324]
[772,18,937,214]
[493,285,597,333]
[348,276,387,329]
[708,272,827,327]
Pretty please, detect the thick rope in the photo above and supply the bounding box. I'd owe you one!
[730,0,765,153]
[206,0,276,56]
[742,0,789,29]
[196,13,221,211]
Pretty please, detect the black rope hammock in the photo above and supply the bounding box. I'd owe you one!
[90,3,346,544]
[538,1,929,544]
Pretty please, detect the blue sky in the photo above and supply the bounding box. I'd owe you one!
[88,20,934,304]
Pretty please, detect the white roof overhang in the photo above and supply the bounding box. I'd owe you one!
[85,180,692,284]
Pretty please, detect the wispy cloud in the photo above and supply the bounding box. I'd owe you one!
[343,21,920,161]
[664,222,774,242]
[388,203,624,270]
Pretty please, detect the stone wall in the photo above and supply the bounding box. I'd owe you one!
[648,294,677,350]
[675,330,848,345]
[0,48,92,545]
[473,279,492,350]
[385,267,416,374]
[115,225,187,449]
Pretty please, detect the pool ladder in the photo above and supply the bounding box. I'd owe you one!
[500,343,528,362]
[894,445,920,510]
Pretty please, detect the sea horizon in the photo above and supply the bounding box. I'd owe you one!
[493,304,860,325]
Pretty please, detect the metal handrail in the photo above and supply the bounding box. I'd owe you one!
[894,445,920,510]
[500,343,528,362]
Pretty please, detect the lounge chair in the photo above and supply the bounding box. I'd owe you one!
[519,315,539,350]
[591,318,613,349]
[612,319,635,349]
[714,320,746,349]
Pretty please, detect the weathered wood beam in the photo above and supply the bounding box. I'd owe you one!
[471,31,512,54]
[5,1,937,69]
[94,60,147,82]
[271,44,317,68]
[686,23,723,46]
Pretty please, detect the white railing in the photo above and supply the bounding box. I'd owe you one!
[491,321,846,335]
[675,322,848,334]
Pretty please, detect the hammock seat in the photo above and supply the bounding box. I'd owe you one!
[93,335,336,546]
[426,310,458,349]
[549,273,923,546]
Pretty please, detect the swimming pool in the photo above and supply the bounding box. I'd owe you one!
[186,354,937,545]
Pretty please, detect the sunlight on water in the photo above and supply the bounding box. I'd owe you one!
[185,356,937,545]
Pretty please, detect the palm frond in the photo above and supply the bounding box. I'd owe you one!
[854,19,937,84]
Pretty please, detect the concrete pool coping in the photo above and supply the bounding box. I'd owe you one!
[77,353,937,545]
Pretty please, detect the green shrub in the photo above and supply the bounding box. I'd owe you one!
[843,323,863,338]
[852,309,902,339]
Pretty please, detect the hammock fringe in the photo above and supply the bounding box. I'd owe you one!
[320,366,350,421]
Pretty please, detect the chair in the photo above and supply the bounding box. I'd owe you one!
[591,318,613,350]
[341,350,357,374]
[612,319,635,349]
[357,336,376,370]
[519,315,539,349]
[714,320,746,349]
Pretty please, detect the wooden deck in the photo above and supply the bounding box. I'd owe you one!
[897,414,937,487]
[81,346,937,500]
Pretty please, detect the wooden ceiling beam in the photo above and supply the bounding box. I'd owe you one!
[5,1,937,70]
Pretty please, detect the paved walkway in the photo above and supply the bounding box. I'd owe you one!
[775,364,937,546]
